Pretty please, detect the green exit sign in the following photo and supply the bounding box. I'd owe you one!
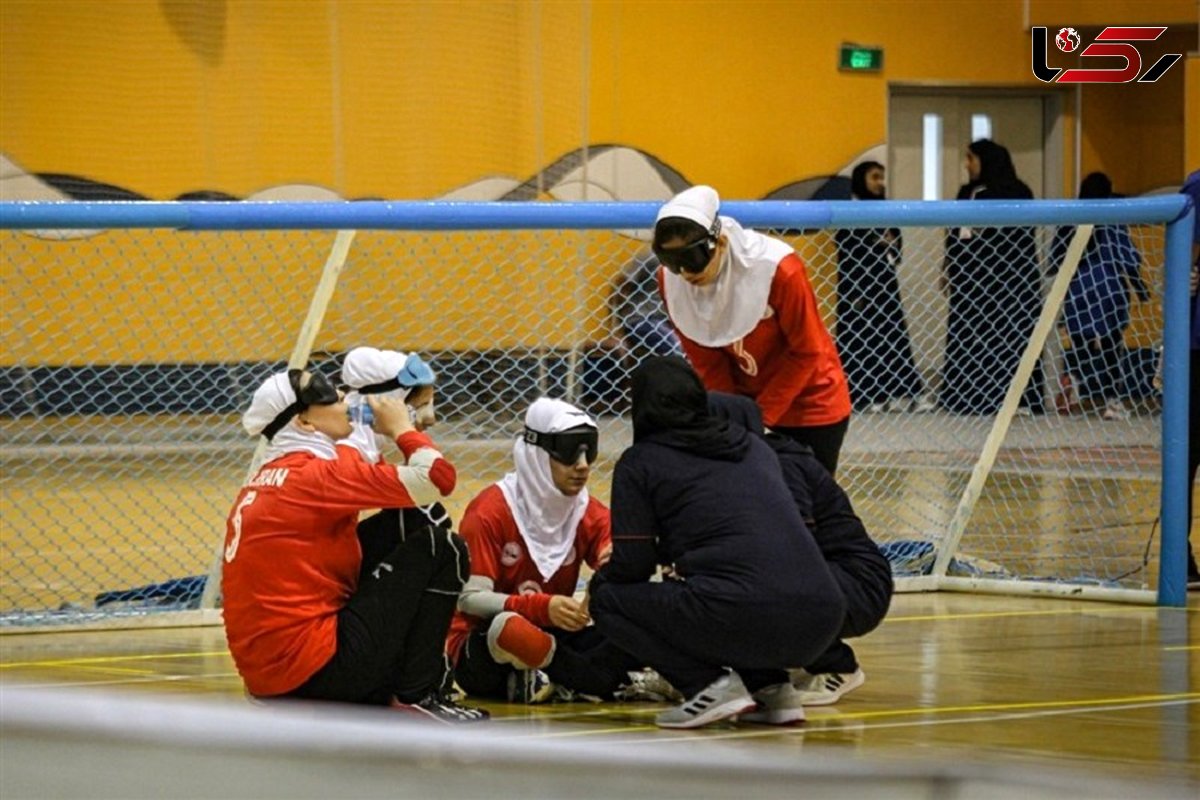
[840,44,883,72]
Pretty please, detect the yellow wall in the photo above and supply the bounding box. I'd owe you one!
[2,1,1191,198]
[1,0,1194,362]
[1030,0,1198,26]
[0,0,1087,200]
[1187,55,1200,171]
[0,1,589,199]
[1066,27,1194,194]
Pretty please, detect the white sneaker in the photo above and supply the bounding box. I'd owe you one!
[614,669,684,703]
[885,397,912,413]
[740,681,806,725]
[1102,400,1130,420]
[865,402,887,413]
[792,667,866,706]
[654,671,756,729]
[913,395,937,413]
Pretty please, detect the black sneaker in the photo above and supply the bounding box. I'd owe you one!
[391,692,490,723]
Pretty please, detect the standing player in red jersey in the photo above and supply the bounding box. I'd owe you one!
[447,398,643,704]
[221,366,486,722]
[653,185,852,476]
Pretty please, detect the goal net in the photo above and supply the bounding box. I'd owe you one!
[0,196,1192,629]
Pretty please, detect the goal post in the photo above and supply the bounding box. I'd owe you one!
[0,195,1192,630]
[195,228,358,611]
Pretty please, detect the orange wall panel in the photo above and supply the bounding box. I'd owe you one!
[1030,0,1198,26]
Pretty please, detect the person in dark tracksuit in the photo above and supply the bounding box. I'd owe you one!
[588,356,845,729]
[708,391,892,705]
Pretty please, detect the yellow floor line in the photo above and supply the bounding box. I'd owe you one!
[0,650,230,670]
[70,664,162,677]
[579,698,1200,745]
[886,606,1177,623]
[531,693,1200,739]
[817,692,1200,720]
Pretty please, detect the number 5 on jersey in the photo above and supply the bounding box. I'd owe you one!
[225,490,258,563]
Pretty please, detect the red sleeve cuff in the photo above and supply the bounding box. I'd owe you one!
[429,458,456,496]
[504,593,553,627]
[394,430,435,460]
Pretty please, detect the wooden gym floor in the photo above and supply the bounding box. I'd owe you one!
[1,591,1196,788]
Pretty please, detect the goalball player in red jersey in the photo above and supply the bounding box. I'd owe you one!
[221,366,486,722]
[447,398,644,704]
[653,185,852,476]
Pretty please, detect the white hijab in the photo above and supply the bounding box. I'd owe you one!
[657,186,792,347]
[241,371,338,462]
[496,398,594,581]
[340,346,436,463]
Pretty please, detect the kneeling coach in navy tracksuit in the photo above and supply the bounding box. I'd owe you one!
[708,391,892,706]
[588,356,844,729]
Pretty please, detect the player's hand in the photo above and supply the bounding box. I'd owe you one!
[368,395,415,439]
[548,595,589,631]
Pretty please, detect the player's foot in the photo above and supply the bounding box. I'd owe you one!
[654,671,755,729]
[740,681,806,725]
[791,667,866,706]
[506,668,557,704]
[390,692,490,723]
[614,669,684,703]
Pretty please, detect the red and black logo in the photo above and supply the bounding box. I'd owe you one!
[1033,26,1182,83]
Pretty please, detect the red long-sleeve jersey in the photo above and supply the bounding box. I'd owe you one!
[661,253,851,427]
[222,431,455,697]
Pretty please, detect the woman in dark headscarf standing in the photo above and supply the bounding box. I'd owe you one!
[835,161,929,412]
[588,357,844,729]
[940,139,1046,415]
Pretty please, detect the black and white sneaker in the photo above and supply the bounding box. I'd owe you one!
[654,671,755,729]
[791,667,865,706]
[391,692,490,723]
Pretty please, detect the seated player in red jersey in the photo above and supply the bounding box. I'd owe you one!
[339,346,461,571]
[447,398,643,703]
[221,365,486,722]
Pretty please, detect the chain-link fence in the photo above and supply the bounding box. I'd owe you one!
[0,198,1191,626]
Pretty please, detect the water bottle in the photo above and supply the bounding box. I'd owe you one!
[348,400,374,427]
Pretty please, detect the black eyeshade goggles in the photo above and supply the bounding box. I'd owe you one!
[653,236,716,274]
[262,369,341,440]
[523,425,599,465]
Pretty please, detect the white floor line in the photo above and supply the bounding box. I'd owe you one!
[577,697,1200,745]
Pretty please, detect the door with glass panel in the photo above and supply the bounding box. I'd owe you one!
[886,92,1052,384]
